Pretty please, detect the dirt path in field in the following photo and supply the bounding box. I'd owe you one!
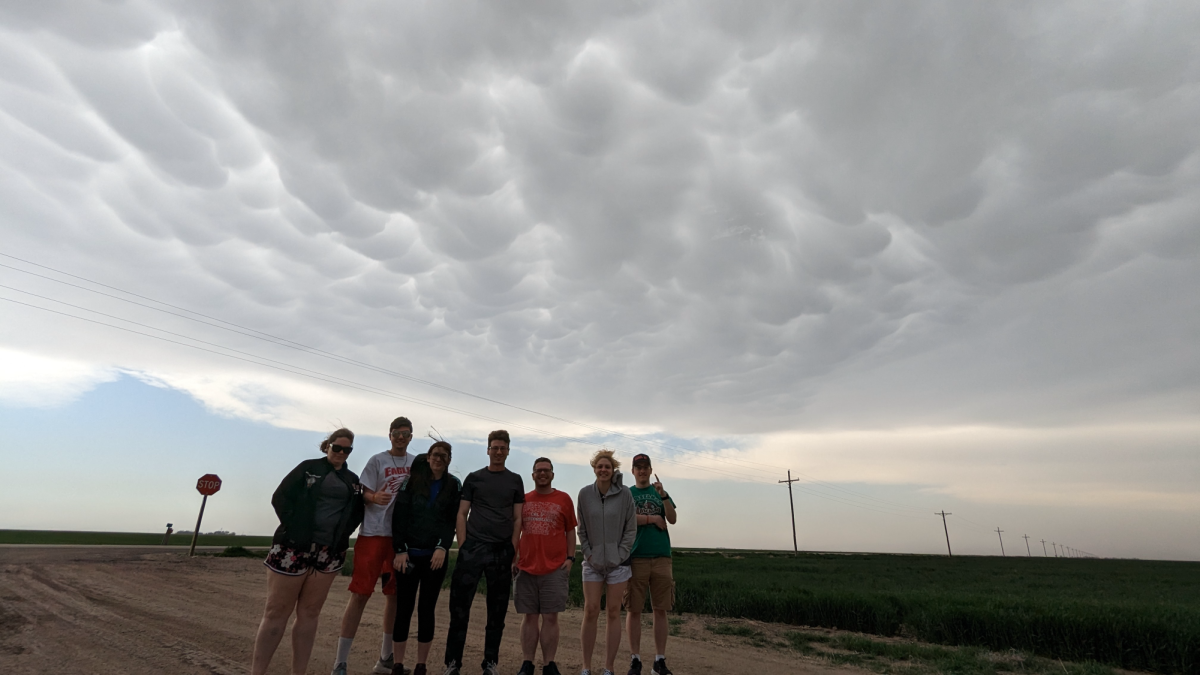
[0,546,848,675]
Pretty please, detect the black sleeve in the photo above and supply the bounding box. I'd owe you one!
[438,478,462,549]
[392,484,413,553]
[461,471,476,503]
[513,473,525,504]
[270,461,309,522]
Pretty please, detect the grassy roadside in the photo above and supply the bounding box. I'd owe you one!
[0,529,273,547]
[697,617,1117,675]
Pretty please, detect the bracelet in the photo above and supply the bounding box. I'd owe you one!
[566,556,575,562]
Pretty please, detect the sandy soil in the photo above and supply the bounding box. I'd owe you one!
[0,546,847,675]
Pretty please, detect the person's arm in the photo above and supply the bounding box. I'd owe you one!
[617,492,638,561]
[391,487,412,553]
[561,525,577,570]
[456,499,471,549]
[437,479,461,551]
[511,503,523,572]
[270,461,308,521]
[664,495,677,525]
[361,456,393,507]
[576,493,592,562]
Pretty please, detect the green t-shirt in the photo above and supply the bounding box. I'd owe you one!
[630,485,676,558]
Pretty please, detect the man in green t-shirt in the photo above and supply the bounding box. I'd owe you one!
[622,454,677,675]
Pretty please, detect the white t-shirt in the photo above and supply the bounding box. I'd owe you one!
[359,450,417,537]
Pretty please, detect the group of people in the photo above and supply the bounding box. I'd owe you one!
[250,416,680,675]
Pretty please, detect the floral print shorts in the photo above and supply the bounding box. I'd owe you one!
[263,543,346,576]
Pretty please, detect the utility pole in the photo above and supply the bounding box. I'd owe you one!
[1052,542,1059,557]
[935,511,953,556]
[1040,539,1048,556]
[995,527,1005,556]
[779,471,799,553]
[1022,534,1031,557]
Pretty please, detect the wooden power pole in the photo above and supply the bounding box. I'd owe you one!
[936,511,953,556]
[779,471,799,553]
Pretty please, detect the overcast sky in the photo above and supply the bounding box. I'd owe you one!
[1,1,1197,559]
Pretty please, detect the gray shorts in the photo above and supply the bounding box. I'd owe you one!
[514,567,570,614]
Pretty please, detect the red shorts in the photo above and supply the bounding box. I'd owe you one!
[348,535,396,596]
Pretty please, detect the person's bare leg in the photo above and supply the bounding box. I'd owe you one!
[393,639,409,667]
[521,614,540,662]
[251,571,307,675]
[581,581,604,671]
[604,582,628,673]
[290,570,338,675]
[382,592,398,659]
[625,610,643,658]
[540,614,561,663]
[339,592,371,638]
[652,609,668,657]
[416,640,433,664]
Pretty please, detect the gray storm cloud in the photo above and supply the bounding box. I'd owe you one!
[0,0,1197,437]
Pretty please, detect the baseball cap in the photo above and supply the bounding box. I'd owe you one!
[632,453,651,466]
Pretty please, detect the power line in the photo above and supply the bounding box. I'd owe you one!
[0,253,952,519]
[0,293,937,523]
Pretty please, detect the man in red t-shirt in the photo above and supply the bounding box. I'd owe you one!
[512,457,577,675]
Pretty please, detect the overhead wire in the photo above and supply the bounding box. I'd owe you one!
[0,252,954,521]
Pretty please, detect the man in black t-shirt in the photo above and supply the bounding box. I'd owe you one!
[444,430,525,675]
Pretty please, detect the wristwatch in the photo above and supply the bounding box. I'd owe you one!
[566,556,576,562]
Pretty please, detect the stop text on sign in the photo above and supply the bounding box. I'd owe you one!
[196,474,222,496]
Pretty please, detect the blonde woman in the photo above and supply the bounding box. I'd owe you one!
[576,450,637,675]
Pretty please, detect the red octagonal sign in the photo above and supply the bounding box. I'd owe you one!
[196,474,222,496]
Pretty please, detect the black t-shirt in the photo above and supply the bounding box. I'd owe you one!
[462,467,525,544]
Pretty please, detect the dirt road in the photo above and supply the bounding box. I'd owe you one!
[0,546,843,675]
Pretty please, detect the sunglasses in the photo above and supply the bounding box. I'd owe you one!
[390,430,413,439]
[430,452,450,461]
[329,445,353,455]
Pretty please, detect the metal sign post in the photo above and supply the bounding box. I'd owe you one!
[189,474,222,557]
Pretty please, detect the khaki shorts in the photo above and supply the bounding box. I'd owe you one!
[623,556,674,612]
[514,567,570,614]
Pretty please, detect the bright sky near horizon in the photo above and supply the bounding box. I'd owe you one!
[0,2,1197,560]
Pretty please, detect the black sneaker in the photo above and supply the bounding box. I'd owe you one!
[542,663,562,675]
[626,658,642,675]
[651,659,672,675]
[518,661,535,675]
[443,662,461,675]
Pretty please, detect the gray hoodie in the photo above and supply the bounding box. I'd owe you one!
[576,474,638,576]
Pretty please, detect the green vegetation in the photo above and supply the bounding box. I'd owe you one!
[782,631,1115,675]
[0,529,272,547]
[12,531,1195,673]
[673,550,1200,674]
[216,545,260,558]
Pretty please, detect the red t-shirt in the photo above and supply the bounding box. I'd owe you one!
[518,489,578,575]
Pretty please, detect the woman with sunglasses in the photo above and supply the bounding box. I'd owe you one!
[389,441,461,675]
[252,428,365,675]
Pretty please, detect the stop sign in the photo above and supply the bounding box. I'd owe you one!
[196,474,222,496]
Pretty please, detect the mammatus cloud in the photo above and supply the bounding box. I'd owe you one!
[0,1,1197,538]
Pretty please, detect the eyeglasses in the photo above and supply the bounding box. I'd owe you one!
[330,445,353,455]
[533,468,553,474]
[390,430,413,439]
